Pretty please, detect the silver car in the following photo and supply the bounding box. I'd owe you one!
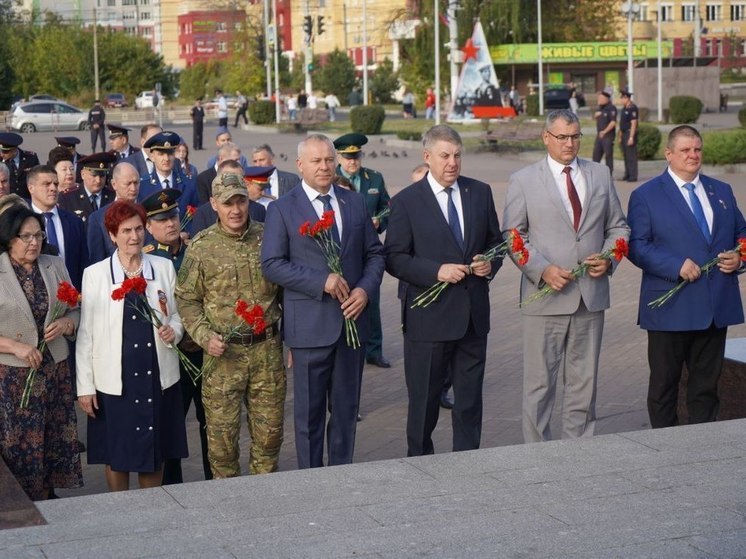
[10,101,89,133]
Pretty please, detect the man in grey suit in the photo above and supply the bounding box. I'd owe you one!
[502,109,629,443]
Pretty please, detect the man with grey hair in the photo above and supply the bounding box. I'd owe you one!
[251,144,299,200]
[87,162,140,263]
[197,142,243,203]
[261,133,384,468]
[0,162,10,196]
[502,109,629,443]
[385,124,503,457]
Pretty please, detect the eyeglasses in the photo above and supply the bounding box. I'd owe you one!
[17,231,47,244]
[546,131,583,142]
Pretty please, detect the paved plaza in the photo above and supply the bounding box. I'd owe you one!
[1,120,745,557]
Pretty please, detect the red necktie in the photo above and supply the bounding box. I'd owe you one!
[562,166,582,231]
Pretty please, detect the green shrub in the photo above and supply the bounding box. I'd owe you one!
[248,100,275,125]
[636,124,662,160]
[350,105,385,134]
[395,130,422,141]
[702,129,746,165]
[668,95,703,124]
[525,94,539,117]
[738,107,746,127]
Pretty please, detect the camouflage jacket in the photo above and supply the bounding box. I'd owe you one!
[175,221,280,349]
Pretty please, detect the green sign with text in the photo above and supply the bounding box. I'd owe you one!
[491,41,674,64]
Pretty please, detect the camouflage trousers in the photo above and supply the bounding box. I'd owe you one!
[201,335,286,478]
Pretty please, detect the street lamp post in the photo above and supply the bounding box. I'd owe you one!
[657,1,663,122]
[621,1,640,94]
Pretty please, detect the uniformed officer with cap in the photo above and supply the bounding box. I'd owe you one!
[58,151,116,223]
[55,136,87,183]
[243,165,276,208]
[176,172,286,478]
[592,90,617,173]
[619,89,639,182]
[0,132,40,199]
[107,124,140,160]
[141,188,211,484]
[138,131,199,217]
[334,132,391,369]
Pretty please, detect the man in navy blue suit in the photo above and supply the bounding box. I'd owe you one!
[261,134,385,468]
[123,123,161,179]
[385,125,503,456]
[628,125,746,428]
[26,165,88,290]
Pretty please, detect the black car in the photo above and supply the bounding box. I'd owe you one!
[544,86,586,110]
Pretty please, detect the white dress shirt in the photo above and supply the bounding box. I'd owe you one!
[668,168,713,232]
[546,156,587,225]
[32,203,66,259]
[301,182,343,238]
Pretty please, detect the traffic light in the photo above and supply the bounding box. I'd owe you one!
[307,63,314,72]
[317,16,325,35]
[303,15,313,38]
[256,35,265,61]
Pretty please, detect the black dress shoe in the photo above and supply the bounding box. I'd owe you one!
[440,390,454,409]
[366,356,391,368]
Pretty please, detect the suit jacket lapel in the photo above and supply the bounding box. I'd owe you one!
[700,176,719,238]
[334,185,352,254]
[540,160,575,231]
[577,160,594,232]
[418,179,462,253]
[460,179,473,250]
[661,172,710,244]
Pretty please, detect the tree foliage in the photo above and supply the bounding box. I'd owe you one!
[369,58,400,103]
[1,16,173,108]
[315,48,357,97]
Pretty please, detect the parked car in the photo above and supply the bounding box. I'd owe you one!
[135,91,155,110]
[29,94,60,102]
[543,86,586,110]
[9,101,89,133]
[105,93,128,108]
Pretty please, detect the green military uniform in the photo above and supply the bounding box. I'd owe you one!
[175,175,286,478]
[334,132,391,366]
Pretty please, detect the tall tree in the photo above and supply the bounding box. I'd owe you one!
[315,48,357,98]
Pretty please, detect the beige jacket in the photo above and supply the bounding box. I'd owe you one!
[0,252,79,367]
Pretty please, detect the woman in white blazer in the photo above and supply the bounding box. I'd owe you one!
[76,201,188,491]
[0,204,82,500]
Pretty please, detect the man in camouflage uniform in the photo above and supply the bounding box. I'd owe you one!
[175,172,286,478]
[142,188,211,483]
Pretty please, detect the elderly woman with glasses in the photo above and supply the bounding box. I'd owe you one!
[0,204,82,500]
[76,201,188,491]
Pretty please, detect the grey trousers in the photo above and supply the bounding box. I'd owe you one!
[522,302,604,443]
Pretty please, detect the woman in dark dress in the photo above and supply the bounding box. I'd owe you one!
[0,205,82,500]
[76,201,187,491]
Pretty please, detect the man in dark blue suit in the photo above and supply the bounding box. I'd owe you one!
[137,131,199,217]
[385,125,503,456]
[26,165,88,290]
[261,134,385,468]
[87,161,140,263]
[628,125,746,428]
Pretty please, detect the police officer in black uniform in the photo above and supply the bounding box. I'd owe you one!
[619,89,639,182]
[141,188,210,484]
[107,124,140,160]
[0,132,40,199]
[190,98,205,151]
[87,99,106,153]
[592,90,617,173]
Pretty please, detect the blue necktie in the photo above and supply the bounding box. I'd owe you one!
[43,212,59,250]
[318,194,341,246]
[683,183,710,243]
[445,188,464,251]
